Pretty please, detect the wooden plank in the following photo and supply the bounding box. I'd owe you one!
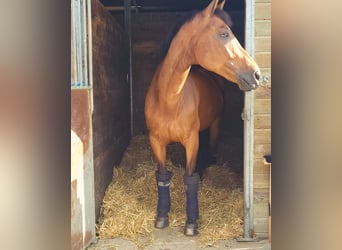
[258,68,271,79]
[254,203,269,218]
[255,20,271,37]
[255,99,271,114]
[92,0,131,217]
[255,232,269,239]
[254,143,271,157]
[254,148,271,162]
[254,173,270,189]
[255,84,271,99]
[255,114,271,129]
[255,52,271,68]
[254,129,271,144]
[254,218,269,233]
[254,188,269,204]
[255,3,271,20]
[254,158,271,174]
[255,36,271,52]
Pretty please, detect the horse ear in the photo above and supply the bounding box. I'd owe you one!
[217,0,226,10]
[203,0,219,16]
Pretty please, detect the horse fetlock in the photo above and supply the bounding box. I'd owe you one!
[183,172,200,187]
[156,170,174,183]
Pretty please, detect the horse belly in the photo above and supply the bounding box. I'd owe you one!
[195,79,223,131]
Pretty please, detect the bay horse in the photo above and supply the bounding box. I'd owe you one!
[144,0,260,236]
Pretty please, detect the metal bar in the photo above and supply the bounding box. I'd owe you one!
[76,0,83,85]
[81,0,88,86]
[71,1,78,86]
[105,6,140,11]
[105,6,180,12]
[124,0,134,136]
[86,0,96,244]
[243,0,256,240]
[87,0,94,112]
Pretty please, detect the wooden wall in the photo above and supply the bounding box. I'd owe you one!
[131,12,181,135]
[253,0,272,239]
[91,0,131,218]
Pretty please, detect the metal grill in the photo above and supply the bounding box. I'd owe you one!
[71,0,92,88]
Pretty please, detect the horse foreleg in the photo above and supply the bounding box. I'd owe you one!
[149,134,173,228]
[183,132,200,236]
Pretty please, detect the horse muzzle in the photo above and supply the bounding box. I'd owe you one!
[238,69,261,91]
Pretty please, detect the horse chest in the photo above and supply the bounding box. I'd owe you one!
[151,107,198,142]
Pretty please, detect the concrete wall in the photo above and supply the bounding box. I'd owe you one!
[91,0,131,218]
[131,12,181,135]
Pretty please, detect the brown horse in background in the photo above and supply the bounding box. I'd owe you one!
[144,0,260,236]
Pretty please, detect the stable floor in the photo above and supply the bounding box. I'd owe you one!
[87,227,271,250]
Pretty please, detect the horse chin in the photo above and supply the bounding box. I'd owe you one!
[238,78,257,92]
[239,85,253,92]
[237,81,253,92]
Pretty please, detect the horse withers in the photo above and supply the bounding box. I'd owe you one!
[144,0,260,236]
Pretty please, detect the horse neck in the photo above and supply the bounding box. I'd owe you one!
[155,30,195,104]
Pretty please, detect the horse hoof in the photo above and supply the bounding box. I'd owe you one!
[155,217,169,228]
[184,222,198,236]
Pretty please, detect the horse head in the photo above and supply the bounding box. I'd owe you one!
[187,0,261,91]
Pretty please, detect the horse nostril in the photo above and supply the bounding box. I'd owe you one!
[254,70,261,81]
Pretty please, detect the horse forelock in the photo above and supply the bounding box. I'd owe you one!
[214,9,233,27]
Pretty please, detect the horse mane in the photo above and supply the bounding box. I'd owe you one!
[160,10,199,57]
[160,8,234,57]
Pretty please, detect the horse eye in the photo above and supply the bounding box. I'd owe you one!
[220,31,229,39]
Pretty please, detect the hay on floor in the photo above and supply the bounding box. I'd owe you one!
[96,135,243,248]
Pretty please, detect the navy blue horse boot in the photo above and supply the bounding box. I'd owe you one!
[155,170,173,228]
[184,172,200,236]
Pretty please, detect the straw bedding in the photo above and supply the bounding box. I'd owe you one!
[96,135,243,248]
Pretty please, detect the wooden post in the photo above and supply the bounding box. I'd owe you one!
[263,155,271,242]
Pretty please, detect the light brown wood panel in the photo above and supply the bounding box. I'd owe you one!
[255,37,271,52]
[255,84,271,99]
[255,232,269,239]
[254,143,271,157]
[255,3,271,20]
[255,99,271,114]
[255,52,271,68]
[255,20,271,37]
[254,188,270,202]
[258,68,271,79]
[255,114,271,129]
[254,129,271,144]
[254,218,269,233]
[254,203,269,218]
[254,158,271,174]
[254,173,270,189]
